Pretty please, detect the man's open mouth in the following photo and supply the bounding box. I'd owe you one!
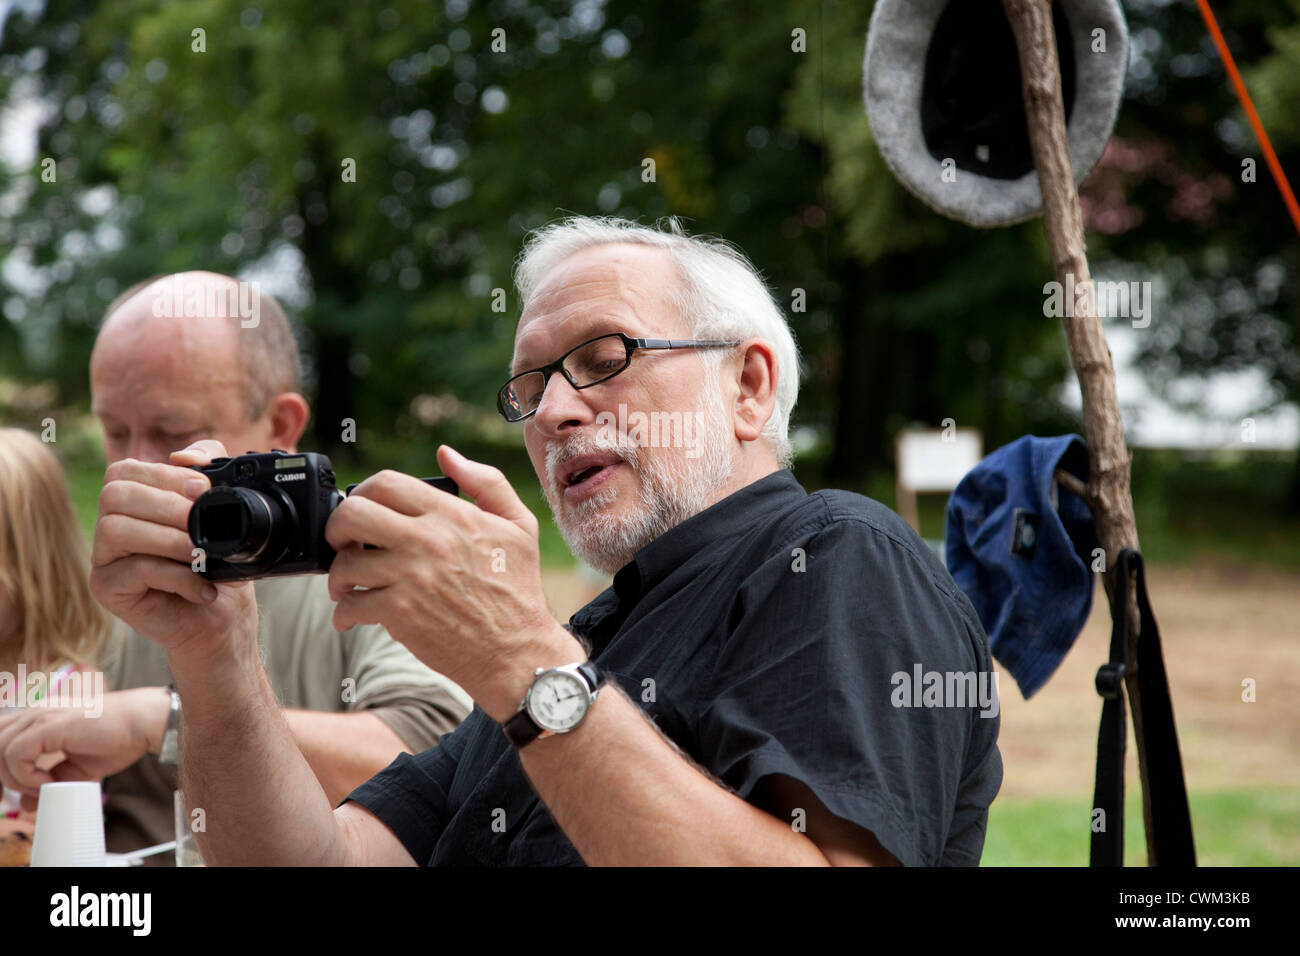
[558,453,625,500]
[567,465,603,486]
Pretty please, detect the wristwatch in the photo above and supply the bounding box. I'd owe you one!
[502,661,604,748]
[159,685,181,766]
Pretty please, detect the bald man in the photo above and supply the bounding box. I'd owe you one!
[0,272,471,861]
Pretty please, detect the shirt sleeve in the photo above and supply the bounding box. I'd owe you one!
[340,621,474,746]
[355,681,469,753]
[696,515,1001,867]
[342,708,481,865]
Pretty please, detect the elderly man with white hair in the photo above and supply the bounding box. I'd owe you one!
[87,216,1002,866]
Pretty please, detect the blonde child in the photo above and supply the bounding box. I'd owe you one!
[0,428,110,858]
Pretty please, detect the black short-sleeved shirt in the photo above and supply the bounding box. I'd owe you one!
[345,469,1003,866]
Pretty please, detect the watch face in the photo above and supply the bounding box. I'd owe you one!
[527,670,590,732]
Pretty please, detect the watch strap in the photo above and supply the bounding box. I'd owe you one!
[575,661,602,695]
[502,702,544,748]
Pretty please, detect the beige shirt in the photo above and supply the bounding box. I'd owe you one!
[101,574,473,860]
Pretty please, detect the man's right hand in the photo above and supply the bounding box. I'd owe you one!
[90,440,257,660]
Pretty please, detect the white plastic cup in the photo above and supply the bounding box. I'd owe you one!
[30,781,107,867]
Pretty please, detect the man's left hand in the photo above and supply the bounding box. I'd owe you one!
[325,445,581,722]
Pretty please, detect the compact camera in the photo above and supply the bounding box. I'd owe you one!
[186,449,457,581]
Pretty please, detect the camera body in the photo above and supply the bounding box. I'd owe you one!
[186,450,457,582]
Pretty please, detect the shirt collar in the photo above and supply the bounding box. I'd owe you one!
[612,468,806,602]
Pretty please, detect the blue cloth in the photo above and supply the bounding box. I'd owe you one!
[944,435,1098,699]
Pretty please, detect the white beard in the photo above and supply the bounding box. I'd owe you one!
[542,389,736,576]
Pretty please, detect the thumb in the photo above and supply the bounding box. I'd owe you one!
[49,761,94,784]
[437,445,537,533]
[169,439,230,468]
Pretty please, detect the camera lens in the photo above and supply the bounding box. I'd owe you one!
[189,486,283,564]
[201,502,245,541]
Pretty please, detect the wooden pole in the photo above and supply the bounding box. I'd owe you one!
[999,0,1156,861]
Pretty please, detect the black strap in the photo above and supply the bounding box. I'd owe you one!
[576,661,603,694]
[1090,661,1126,865]
[1090,548,1196,866]
[502,703,544,748]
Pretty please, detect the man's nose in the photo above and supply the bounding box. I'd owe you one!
[127,435,170,465]
[532,372,596,436]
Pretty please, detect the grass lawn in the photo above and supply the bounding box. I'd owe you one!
[983,787,1300,866]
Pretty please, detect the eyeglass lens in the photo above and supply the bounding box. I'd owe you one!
[503,334,629,419]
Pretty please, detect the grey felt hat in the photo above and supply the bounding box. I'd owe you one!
[864,0,1129,228]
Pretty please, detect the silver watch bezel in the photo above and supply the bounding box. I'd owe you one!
[522,663,597,735]
[159,688,181,766]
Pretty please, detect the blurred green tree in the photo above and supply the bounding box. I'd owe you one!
[1,0,1294,503]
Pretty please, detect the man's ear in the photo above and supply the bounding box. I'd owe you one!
[265,392,311,450]
[732,339,778,444]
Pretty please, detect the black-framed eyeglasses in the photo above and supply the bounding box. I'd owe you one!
[497,331,742,422]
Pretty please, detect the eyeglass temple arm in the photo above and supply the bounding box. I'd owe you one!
[631,338,742,350]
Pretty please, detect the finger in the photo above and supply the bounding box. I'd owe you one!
[168,439,231,468]
[346,469,447,518]
[0,710,40,791]
[104,457,212,501]
[437,445,538,533]
[92,512,197,568]
[327,546,402,602]
[20,793,37,813]
[331,587,389,633]
[98,478,196,531]
[0,708,33,747]
[324,494,413,552]
[34,748,67,773]
[7,760,54,794]
[92,553,219,612]
[0,708,39,750]
[1,720,57,794]
[49,761,94,784]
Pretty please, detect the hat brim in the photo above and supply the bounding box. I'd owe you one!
[864,0,1129,229]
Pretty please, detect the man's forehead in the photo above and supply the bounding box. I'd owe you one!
[96,282,245,360]
[91,319,242,412]
[527,242,674,304]
[512,244,683,367]
[99,272,251,349]
[91,380,211,426]
[96,322,242,392]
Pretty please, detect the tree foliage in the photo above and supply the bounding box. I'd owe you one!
[1,0,1296,498]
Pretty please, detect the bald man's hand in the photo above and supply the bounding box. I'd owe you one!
[90,440,258,659]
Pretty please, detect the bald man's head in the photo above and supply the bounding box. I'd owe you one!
[91,272,310,464]
[100,272,301,419]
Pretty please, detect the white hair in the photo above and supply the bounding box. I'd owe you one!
[513,215,801,468]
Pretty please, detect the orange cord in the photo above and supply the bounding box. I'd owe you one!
[1195,0,1300,236]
